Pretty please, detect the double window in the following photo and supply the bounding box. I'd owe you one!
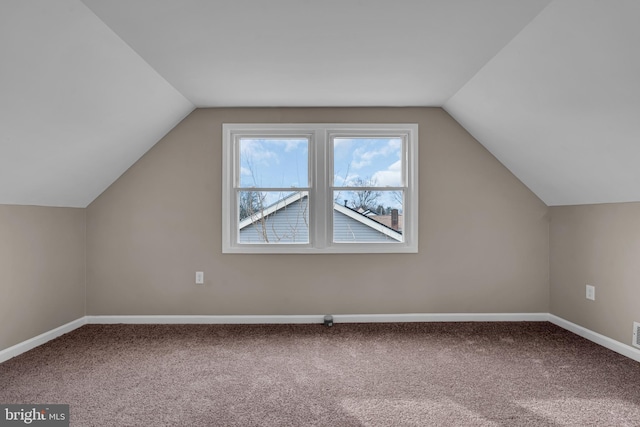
[222,123,418,253]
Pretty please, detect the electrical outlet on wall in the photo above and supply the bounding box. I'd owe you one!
[586,284,595,301]
[633,322,640,349]
[195,271,204,285]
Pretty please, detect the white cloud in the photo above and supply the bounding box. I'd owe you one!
[388,160,402,171]
[352,149,378,169]
[372,160,402,186]
[388,138,402,150]
[284,139,306,152]
[351,139,402,170]
[333,138,354,150]
[241,138,307,166]
[240,140,278,166]
[334,173,360,186]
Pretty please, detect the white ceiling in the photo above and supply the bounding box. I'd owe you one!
[80,0,551,107]
[2,0,639,207]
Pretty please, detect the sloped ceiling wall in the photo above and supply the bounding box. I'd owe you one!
[2,0,639,207]
[0,1,194,207]
[446,0,640,206]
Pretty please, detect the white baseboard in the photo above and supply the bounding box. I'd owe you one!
[86,312,549,325]
[86,315,323,324]
[0,317,87,364]
[334,313,549,323]
[3,314,639,364]
[548,315,640,363]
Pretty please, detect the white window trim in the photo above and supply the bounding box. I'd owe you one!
[222,123,418,254]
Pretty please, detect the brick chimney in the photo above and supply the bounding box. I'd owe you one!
[391,209,399,230]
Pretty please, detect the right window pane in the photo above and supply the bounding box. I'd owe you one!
[332,136,405,244]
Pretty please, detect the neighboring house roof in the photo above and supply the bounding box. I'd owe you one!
[367,214,404,232]
[238,191,307,230]
[238,192,402,243]
[333,204,402,241]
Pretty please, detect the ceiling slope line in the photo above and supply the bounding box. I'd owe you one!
[79,0,196,110]
[443,0,554,108]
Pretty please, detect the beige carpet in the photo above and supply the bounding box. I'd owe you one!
[1,322,639,426]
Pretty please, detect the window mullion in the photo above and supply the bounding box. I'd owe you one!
[312,130,328,249]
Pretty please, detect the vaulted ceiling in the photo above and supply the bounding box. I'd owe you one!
[2,0,638,207]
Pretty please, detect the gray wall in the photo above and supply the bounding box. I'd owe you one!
[0,205,85,351]
[550,203,640,346]
[86,108,550,316]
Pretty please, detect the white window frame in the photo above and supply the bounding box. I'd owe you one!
[222,123,418,254]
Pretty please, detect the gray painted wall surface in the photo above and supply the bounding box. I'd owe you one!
[86,107,549,317]
[550,203,640,346]
[0,205,85,351]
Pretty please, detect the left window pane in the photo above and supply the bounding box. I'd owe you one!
[239,138,309,188]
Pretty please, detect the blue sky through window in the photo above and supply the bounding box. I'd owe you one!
[333,137,402,187]
[239,138,309,188]
[239,136,403,211]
